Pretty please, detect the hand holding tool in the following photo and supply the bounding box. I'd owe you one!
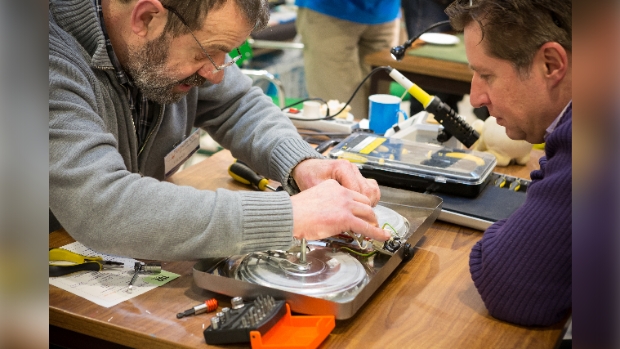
[49,248,124,277]
[228,160,280,191]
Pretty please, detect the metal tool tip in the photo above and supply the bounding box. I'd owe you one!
[176,313,184,319]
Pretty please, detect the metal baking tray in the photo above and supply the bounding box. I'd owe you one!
[193,186,442,320]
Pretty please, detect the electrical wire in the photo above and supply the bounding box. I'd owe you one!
[390,20,452,61]
[283,66,392,121]
[381,222,398,235]
[282,97,331,119]
[339,247,378,258]
[286,20,453,133]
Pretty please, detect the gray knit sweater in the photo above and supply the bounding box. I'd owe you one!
[49,0,322,260]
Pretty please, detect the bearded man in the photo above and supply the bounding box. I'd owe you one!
[49,0,389,261]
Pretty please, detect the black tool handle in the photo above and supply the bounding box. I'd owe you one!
[49,261,101,277]
[228,161,269,190]
[427,98,480,148]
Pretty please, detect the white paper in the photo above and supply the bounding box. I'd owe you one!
[49,242,179,308]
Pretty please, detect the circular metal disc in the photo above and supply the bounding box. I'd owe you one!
[235,205,406,299]
[237,249,367,299]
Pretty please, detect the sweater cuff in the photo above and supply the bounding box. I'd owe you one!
[238,190,295,253]
[469,241,483,282]
[270,138,325,194]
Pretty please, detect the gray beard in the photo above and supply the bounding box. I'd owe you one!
[125,34,207,104]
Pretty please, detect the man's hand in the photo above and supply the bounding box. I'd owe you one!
[290,179,390,242]
[291,158,380,206]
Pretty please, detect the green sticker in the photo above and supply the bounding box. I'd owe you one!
[142,270,180,286]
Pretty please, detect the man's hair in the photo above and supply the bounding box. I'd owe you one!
[446,0,571,75]
[119,0,270,37]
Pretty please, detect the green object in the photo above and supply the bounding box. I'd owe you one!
[271,96,304,109]
[407,34,468,64]
[389,82,411,101]
[230,40,304,109]
[231,40,253,67]
[142,270,181,286]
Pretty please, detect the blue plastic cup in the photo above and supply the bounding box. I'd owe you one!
[368,94,407,135]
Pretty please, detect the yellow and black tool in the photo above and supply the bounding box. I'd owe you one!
[49,248,124,277]
[228,160,280,191]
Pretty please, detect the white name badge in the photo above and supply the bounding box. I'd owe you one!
[164,129,201,178]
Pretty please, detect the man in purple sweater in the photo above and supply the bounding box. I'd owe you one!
[446,0,572,326]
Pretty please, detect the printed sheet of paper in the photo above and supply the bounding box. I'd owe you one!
[49,242,179,308]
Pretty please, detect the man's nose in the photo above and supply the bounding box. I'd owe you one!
[469,76,490,108]
[197,64,224,84]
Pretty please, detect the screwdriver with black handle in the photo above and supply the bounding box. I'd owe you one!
[228,160,281,191]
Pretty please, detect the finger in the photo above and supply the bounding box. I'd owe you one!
[344,180,379,208]
[352,218,390,241]
[333,160,364,187]
[347,187,373,206]
[346,201,389,240]
[341,163,380,205]
[368,225,391,241]
[362,178,381,206]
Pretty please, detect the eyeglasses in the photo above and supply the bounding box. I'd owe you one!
[163,5,241,74]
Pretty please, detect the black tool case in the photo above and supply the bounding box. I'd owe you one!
[329,133,497,198]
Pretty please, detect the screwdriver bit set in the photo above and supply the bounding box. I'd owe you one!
[203,295,287,345]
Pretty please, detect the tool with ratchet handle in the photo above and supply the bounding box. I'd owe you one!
[49,248,124,277]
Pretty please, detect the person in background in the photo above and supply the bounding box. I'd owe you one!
[446,0,572,326]
[49,0,390,261]
[295,0,401,118]
[401,0,466,118]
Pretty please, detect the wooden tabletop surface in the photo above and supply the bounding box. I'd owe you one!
[364,47,473,83]
[364,47,474,97]
[50,148,567,349]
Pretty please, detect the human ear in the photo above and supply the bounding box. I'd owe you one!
[540,42,569,87]
[130,0,167,38]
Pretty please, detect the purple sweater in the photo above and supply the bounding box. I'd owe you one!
[470,104,572,326]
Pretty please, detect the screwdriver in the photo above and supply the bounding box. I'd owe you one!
[228,160,280,191]
[177,298,218,319]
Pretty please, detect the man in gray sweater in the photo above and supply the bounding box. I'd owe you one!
[49,0,390,261]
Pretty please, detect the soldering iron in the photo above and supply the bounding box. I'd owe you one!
[384,66,479,148]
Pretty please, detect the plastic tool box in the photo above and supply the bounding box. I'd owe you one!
[329,133,497,198]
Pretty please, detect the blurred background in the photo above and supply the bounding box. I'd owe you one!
[0,1,49,349]
[572,1,620,348]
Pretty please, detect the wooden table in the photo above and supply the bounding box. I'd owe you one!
[50,148,567,349]
[364,47,473,97]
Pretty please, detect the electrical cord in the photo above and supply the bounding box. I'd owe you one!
[284,20,453,127]
[283,66,392,121]
[390,20,452,61]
